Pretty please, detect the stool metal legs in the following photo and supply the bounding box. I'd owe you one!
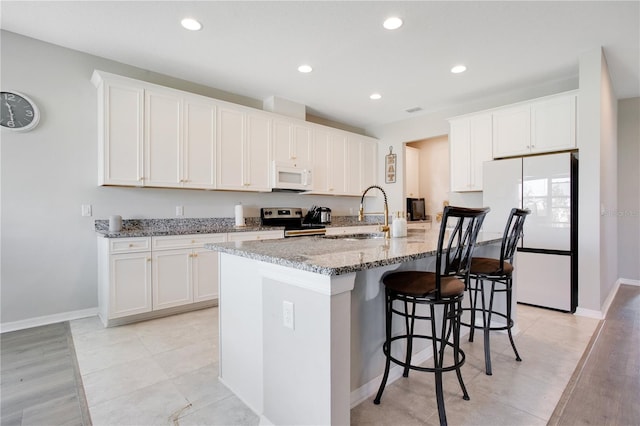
[374,289,469,426]
[466,275,521,375]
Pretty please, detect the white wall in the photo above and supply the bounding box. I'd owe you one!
[576,47,619,313]
[617,98,640,281]
[0,32,375,325]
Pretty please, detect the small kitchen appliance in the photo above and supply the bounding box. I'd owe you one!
[304,206,332,224]
[406,198,426,221]
[261,207,326,237]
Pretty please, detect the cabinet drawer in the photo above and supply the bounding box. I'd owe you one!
[227,231,284,242]
[109,237,151,254]
[152,233,227,250]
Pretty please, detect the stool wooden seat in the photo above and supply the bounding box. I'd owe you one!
[463,207,530,376]
[373,206,489,426]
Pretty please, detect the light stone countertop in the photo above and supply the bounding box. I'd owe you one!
[205,229,502,276]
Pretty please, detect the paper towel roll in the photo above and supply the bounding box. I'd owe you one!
[235,204,245,227]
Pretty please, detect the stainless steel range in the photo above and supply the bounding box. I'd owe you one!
[260,207,326,237]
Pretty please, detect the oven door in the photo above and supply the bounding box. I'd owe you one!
[272,161,313,191]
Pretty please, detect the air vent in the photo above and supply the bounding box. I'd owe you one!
[405,107,423,113]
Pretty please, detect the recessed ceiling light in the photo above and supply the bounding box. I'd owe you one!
[383,17,403,30]
[451,65,467,74]
[181,18,202,31]
[370,93,382,100]
[298,64,313,73]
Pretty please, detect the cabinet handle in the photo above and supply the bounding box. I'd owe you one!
[193,253,198,258]
[146,257,151,262]
[191,240,196,243]
[129,243,134,247]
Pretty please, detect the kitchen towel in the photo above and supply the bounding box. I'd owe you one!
[235,204,245,227]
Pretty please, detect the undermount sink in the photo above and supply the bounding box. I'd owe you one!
[322,233,386,241]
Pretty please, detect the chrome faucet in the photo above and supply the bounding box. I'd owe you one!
[359,185,390,239]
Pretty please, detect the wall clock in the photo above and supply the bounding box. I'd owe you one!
[0,91,41,132]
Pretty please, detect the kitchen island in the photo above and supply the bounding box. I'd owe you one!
[206,228,503,425]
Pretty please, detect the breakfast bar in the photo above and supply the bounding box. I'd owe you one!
[206,229,503,425]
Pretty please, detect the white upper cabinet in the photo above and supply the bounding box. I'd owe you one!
[359,139,377,193]
[492,91,577,158]
[449,113,493,192]
[216,106,272,191]
[92,70,378,193]
[273,119,312,165]
[530,94,577,154]
[183,95,216,189]
[144,89,182,188]
[492,105,531,158]
[93,73,144,186]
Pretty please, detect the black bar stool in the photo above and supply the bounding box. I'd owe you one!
[373,206,490,426]
[463,207,530,375]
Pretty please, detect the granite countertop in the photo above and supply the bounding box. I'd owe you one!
[94,216,386,238]
[205,229,502,276]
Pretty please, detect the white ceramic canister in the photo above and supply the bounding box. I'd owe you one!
[392,211,407,238]
[109,215,122,232]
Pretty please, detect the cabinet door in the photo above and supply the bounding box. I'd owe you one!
[152,249,192,310]
[345,137,361,195]
[531,94,576,154]
[449,119,471,192]
[110,252,152,318]
[216,107,245,190]
[492,105,531,158]
[327,132,347,194]
[292,125,312,163]
[468,114,493,191]
[144,89,182,187]
[183,96,216,189]
[192,248,219,302]
[360,140,377,193]
[100,82,144,186]
[312,128,330,193]
[272,119,293,163]
[246,112,272,191]
[405,145,421,197]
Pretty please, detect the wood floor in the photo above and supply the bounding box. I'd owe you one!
[1,322,91,426]
[549,284,640,425]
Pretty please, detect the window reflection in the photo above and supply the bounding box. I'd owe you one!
[522,177,570,227]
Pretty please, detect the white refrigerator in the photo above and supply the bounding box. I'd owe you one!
[482,152,578,312]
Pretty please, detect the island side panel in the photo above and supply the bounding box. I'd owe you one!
[260,265,355,425]
[218,253,264,415]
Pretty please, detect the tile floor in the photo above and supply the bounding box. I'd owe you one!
[70,304,599,425]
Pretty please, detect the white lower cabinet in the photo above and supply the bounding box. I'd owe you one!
[98,233,228,326]
[98,237,152,322]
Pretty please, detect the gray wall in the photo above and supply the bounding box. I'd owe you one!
[0,31,371,325]
[617,98,640,281]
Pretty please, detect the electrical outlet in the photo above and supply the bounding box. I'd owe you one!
[81,204,92,217]
[176,205,184,216]
[283,301,295,330]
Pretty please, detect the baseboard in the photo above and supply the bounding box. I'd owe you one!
[349,346,434,408]
[0,307,98,334]
[574,278,635,320]
[618,278,640,287]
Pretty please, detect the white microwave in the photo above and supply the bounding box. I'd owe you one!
[272,161,313,191]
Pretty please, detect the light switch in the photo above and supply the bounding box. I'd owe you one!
[81,204,92,217]
[176,206,184,216]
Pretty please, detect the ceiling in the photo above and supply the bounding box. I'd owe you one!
[1,1,638,130]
